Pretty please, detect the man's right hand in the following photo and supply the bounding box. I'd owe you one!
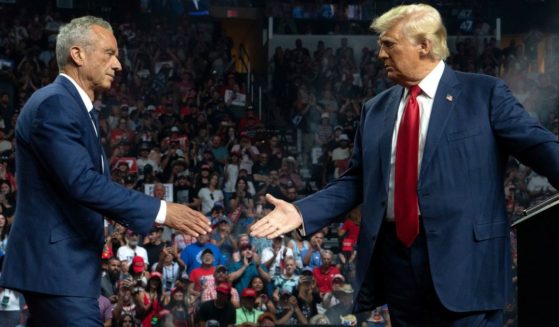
[250,194,303,239]
[165,202,212,237]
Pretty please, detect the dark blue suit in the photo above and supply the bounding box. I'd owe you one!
[296,66,559,321]
[0,76,161,324]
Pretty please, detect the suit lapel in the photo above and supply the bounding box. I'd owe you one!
[55,76,105,173]
[419,66,462,179]
[380,86,404,192]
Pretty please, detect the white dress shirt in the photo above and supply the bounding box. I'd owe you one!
[386,60,446,221]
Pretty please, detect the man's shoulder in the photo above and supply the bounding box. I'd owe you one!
[228,261,243,270]
[452,70,501,90]
[363,85,401,107]
[207,243,221,253]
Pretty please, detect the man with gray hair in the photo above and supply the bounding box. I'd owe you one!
[252,3,559,326]
[0,16,211,325]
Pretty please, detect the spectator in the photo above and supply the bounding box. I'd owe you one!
[174,175,200,209]
[235,288,263,326]
[309,314,330,325]
[197,282,236,327]
[257,170,285,201]
[211,217,237,262]
[201,265,240,308]
[198,173,224,214]
[312,250,340,294]
[257,312,277,327]
[189,248,217,294]
[223,151,241,205]
[0,214,10,254]
[278,157,305,192]
[331,134,352,178]
[98,294,113,326]
[228,244,270,293]
[275,292,308,325]
[314,113,333,146]
[231,234,251,263]
[113,285,139,325]
[287,230,310,269]
[0,288,21,327]
[252,153,272,190]
[180,233,223,275]
[136,271,164,327]
[116,313,135,327]
[144,225,166,267]
[325,283,354,324]
[162,286,190,327]
[273,256,299,294]
[118,230,149,266]
[153,246,183,294]
[239,107,261,134]
[295,272,322,320]
[261,236,294,278]
[250,275,276,313]
[208,204,228,226]
[261,135,285,171]
[301,231,325,268]
[101,257,121,302]
[338,208,360,279]
[127,256,148,286]
[231,132,260,174]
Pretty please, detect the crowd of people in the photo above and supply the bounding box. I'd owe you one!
[0,2,557,327]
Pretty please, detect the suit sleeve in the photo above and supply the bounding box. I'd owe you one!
[490,79,559,188]
[29,94,160,234]
[295,104,366,235]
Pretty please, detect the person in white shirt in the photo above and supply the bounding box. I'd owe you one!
[261,236,293,278]
[117,230,149,266]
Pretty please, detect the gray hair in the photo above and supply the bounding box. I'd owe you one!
[320,249,334,259]
[56,16,113,71]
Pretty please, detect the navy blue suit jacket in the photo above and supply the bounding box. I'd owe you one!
[296,66,559,312]
[0,76,161,298]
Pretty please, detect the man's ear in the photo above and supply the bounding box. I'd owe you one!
[69,46,85,66]
[418,38,433,57]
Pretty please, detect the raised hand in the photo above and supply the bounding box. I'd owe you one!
[165,202,212,237]
[250,194,303,239]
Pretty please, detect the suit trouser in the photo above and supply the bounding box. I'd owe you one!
[378,221,503,327]
[23,291,102,326]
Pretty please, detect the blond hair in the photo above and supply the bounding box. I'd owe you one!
[370,4,449,60]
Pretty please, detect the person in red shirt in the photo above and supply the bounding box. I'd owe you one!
[312,250,340,294]
[189,248,216,293]
[338,208,360,279]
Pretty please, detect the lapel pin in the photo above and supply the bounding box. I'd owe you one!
[446,94,453,102]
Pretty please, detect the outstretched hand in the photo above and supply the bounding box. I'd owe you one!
[250,194,303,239]
[165,202,211,237]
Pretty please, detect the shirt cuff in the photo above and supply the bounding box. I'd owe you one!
[155,200,167,224]
[293,204,306,237]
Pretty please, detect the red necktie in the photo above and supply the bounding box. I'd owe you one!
[394,85,421,247]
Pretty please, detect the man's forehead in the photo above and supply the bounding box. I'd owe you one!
[379,30,399,42]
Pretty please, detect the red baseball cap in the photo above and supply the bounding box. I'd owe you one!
[241,288,257,298]
[216,282,232,294]
[131,256,145,273]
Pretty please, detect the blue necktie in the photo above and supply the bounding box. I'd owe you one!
[89,108,105,173]
[89,108,100,137]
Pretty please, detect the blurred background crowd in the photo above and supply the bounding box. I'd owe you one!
[0,0,558,326]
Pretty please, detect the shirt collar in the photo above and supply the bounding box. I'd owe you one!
[417,60,445,99]
[59,73,94,112]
